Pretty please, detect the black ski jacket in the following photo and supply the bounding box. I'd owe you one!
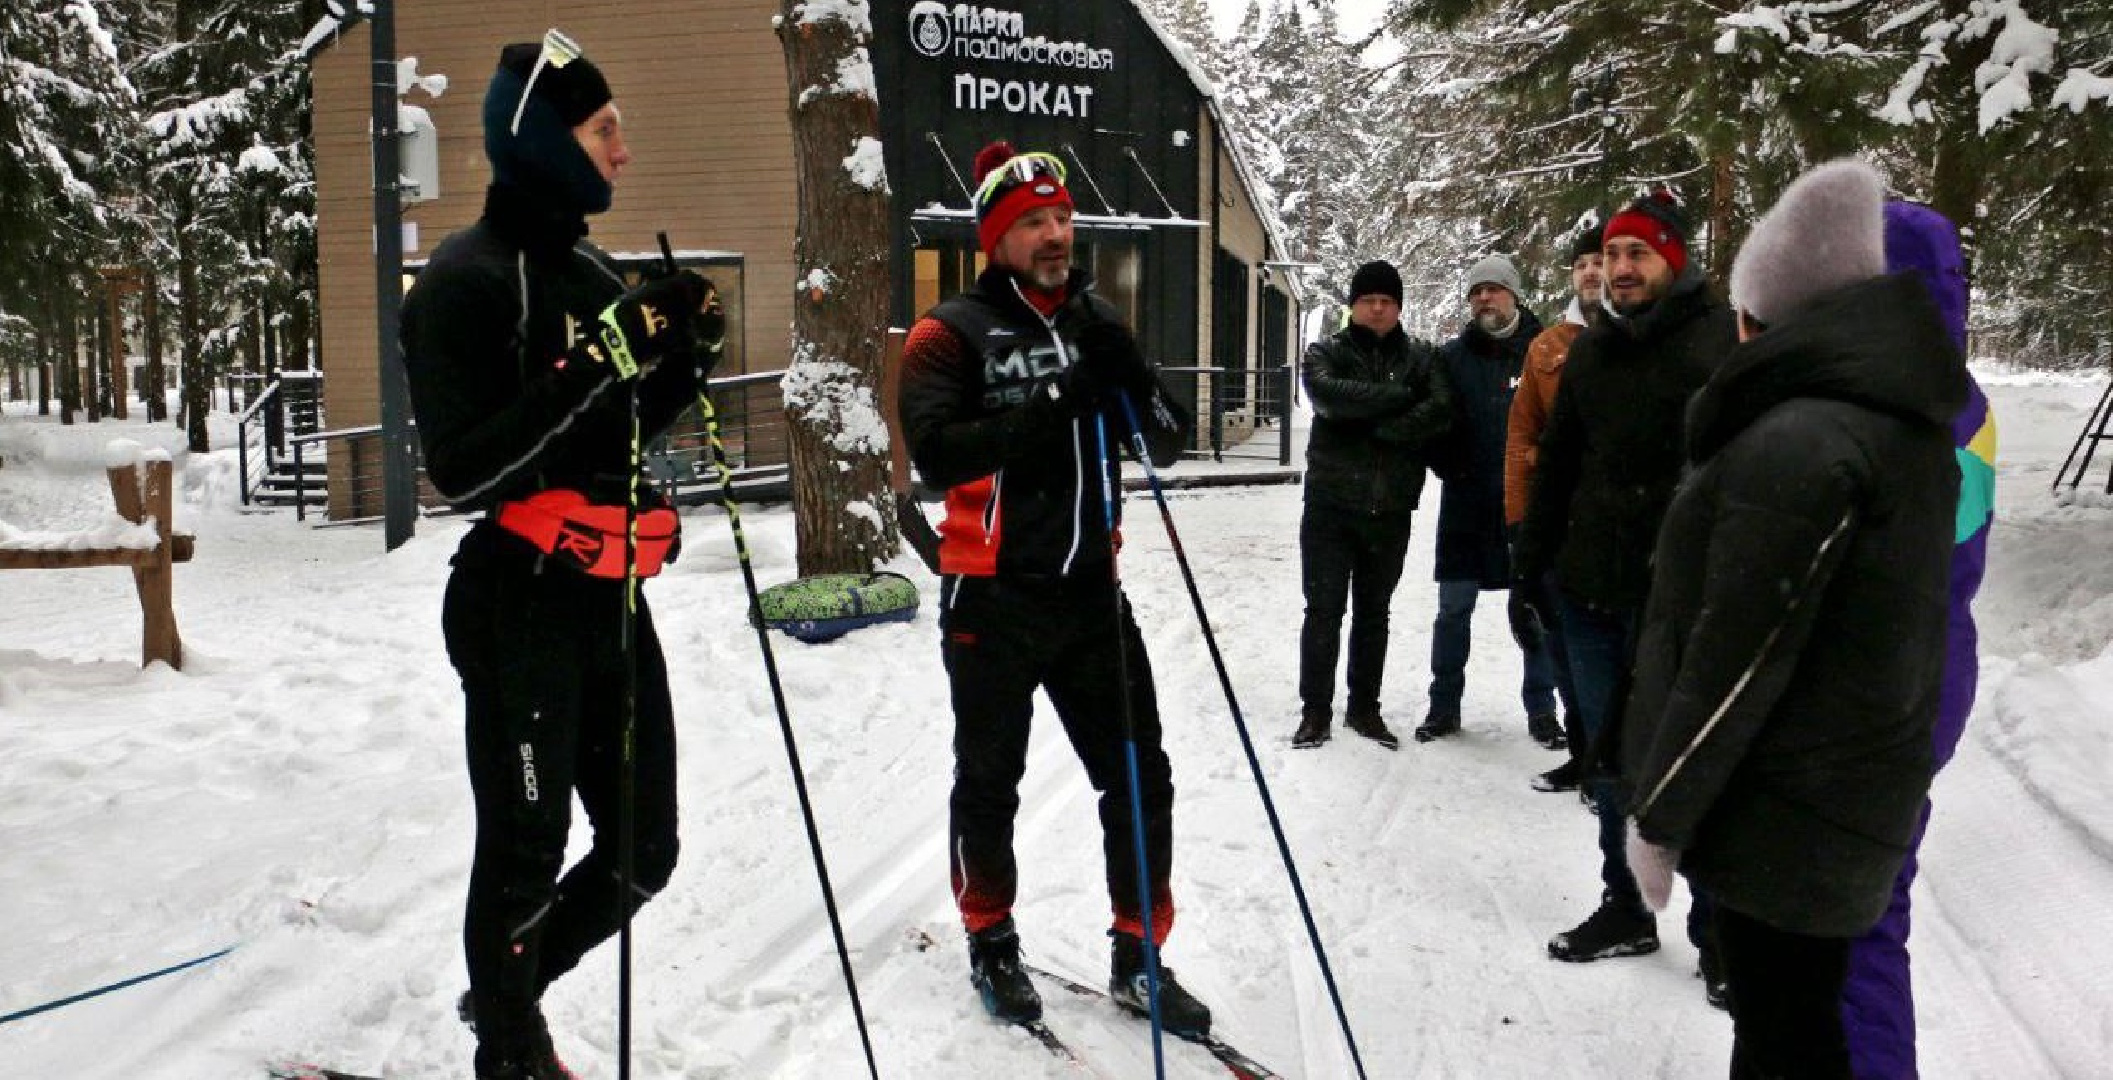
[1431,309,1543,585]
[1619,273,1968,937]
[898,264,1189,580]
[1299,323,1452,521]
[401,184,702,567]
[1515,271,1733,610]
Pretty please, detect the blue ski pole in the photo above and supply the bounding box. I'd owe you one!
[1113,389,1371,1079]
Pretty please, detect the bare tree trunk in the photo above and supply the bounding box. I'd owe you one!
[776,1,900,576]
[178,203,210,452]
[144,269,167,422]
[1708,151,1737,286]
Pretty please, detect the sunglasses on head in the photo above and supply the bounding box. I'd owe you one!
[974,151,1067,211]
[509,28,586,136]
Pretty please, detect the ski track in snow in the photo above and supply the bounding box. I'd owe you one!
[3,378,2110,1078]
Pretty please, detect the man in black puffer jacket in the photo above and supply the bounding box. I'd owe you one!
[401,36,719,1080]
[1417,254,1555,747]
[1515,192,1732,980]
[1619,160,1966,1080]
[1293,261,1453,750]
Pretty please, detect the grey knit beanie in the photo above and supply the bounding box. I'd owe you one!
[1730,159,1887,326]
[1466,255,1521,298]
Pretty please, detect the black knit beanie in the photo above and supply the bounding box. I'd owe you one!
[482,39,616,215]
[1347,261,1403,305]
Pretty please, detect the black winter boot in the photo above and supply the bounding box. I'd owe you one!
[1412,711,1461,743]
[472,1006,576,1080]
[1109,931,1212,1037]
[1291,705,1331,749]
[1531,758,1581,793]
[967,917,1042,1023]
[1344,707,1400,751]
[1547,895,1659,962]
[1527,711,1567,750]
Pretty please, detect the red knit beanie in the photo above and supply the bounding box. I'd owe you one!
[1603,191,1690,277]
[973,141,1074,257]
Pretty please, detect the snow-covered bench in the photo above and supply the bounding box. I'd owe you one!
[0,443,193,669]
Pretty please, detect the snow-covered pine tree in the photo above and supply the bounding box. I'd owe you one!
[776,0,901,574]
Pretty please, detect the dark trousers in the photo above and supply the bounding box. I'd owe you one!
[444,556,681,1031]
[1297,504,1414,716]
[1560,596,1644,908]
[1428,579,1557,719]
[940,574,1176,944]
[1717,904,1855,1080]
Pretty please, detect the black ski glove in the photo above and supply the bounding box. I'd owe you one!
[572,271,710,380]
[1072,320,1157,408]
[694,278,728,358]
[1508,581,1549,651]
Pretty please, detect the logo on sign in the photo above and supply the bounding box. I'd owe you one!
[910,2,952,58]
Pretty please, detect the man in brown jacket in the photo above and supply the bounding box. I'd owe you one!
[1504,226,1603,794]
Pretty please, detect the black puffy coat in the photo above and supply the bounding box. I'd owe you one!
[1515,272,1733,610]
[1299,324,1453,520]
[1431,308,1542,585]
[1619,273,1968,937]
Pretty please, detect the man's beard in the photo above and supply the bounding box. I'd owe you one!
[1026,252,1069,291]
[1474,307,1518,335]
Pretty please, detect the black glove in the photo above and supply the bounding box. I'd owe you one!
[574,271,709,380]
[1508,581,1549,650]
[694,278,727,358]
[1072,320,1157,406]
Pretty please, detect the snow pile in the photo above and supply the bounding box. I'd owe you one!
[0,515,160,552]
[781,343,890,458]
[842,136,890,194]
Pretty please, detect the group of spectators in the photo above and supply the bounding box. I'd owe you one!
[1291,163,1994,1080]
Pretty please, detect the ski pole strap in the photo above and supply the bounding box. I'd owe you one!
[496,488,679,579]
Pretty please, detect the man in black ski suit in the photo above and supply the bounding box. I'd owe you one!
[895,140,1210,1035]
[1513,192,1727,998]
[1292,260,1453,751]
[1416,255,1558,746]
[400,35,721,1080]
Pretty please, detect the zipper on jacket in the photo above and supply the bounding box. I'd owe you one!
[1012,278,1090,577]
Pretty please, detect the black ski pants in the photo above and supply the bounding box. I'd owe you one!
[443,549,680,1033]
[1297,502,1414,716]
[1715,903,1855,1080]
[940,573,1176,945]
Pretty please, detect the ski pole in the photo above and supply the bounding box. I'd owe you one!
[1091,411,1168,1080]
[618,338,642,1080]
[1113,389,1372,1080]
[667,230,882,1080]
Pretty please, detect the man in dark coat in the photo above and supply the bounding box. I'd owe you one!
[1292,260,1453,750]
[401,35,719,1080]
[1514,192,1731,979]
[1417,255,1557,745]
[896,141,1209,1035]
[1619,159,1967,1080]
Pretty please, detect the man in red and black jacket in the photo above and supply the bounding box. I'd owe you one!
[400,35,719,1080]
[896,141,1206,1034]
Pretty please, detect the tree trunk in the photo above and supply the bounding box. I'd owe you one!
[178,204,210,452]
[1708,151,1737,286]
[776,1,901,576]
[144,269,167,422]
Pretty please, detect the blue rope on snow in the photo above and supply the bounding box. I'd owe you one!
[0,944,236,1026]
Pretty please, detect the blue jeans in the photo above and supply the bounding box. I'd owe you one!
[1558,596,1643,910]
[1427,580,1557,721]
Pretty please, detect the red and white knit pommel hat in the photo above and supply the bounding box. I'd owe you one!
[973,141,1074,257]
[1603,190,1692,277]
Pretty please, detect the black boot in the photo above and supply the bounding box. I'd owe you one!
[1291,705,1331,749]
[1531,758,1581,793]
[1344,707,1400,751]
[967,917,1042,1023]
[1527,711,1567,750]
[1547,895,1659,962]
[1109,932,1212,1037]
[1412,711,1461,743]
[472,1005,576,1080]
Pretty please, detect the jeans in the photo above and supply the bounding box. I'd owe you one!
[1427,579,1557,719]
[1559,596,1642,909]
[1297,505,1415,715]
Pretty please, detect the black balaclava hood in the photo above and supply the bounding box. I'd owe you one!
[482,40,614,216]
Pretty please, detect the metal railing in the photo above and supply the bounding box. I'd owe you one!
[1161,363,1295,466]
[289,424,382,522]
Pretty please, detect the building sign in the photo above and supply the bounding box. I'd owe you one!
[909,2,1113,118]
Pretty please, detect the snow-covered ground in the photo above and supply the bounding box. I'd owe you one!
[2,367,2109,1079]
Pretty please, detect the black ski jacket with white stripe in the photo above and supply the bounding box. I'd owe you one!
[899,264,1187,580]
[1618,273,1967,937]
[401,183,700,560]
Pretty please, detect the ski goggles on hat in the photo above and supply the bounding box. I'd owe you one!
[509,28,587,136]
[974,151,1068,215]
